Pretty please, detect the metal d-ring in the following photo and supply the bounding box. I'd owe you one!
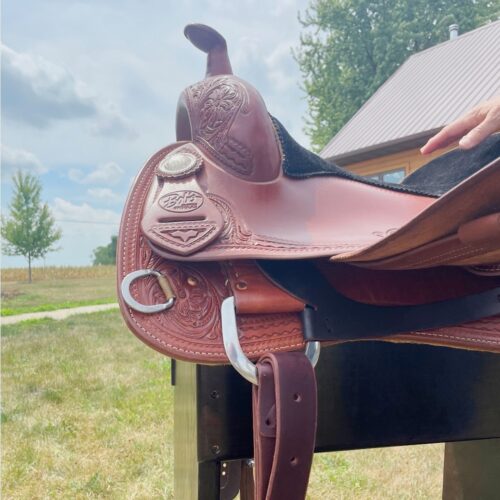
[121,269,175,314]
[221,296,320,385]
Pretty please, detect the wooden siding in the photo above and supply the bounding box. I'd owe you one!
[344,143,458,177]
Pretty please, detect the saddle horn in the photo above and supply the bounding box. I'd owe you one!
[177,23,281,182]
[184,24,232,77]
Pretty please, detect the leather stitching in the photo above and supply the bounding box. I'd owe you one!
[404,244,486,267]
[407,330,500,345]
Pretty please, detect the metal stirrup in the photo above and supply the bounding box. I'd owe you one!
[221,296,320,385]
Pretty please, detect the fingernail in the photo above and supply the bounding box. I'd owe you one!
[459,136,471,147]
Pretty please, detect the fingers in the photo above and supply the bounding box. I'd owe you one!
[420,112,482,154]
[459,109,500,149]
[420,96,500,155]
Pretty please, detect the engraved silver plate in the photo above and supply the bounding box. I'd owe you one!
[156,151,202,178]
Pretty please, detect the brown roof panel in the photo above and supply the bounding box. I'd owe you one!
[321,20,500,161]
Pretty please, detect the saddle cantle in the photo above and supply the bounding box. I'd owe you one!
[117,24,500,499]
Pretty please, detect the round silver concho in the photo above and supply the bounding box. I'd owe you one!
[156,151,202,179]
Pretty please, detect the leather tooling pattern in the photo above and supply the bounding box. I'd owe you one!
[150,222,219,255]
[187,76,254,176]
[123,244,305,360]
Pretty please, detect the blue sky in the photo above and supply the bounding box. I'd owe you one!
[1,0,310,267]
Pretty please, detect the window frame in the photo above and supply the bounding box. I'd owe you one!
[366,167,406,184]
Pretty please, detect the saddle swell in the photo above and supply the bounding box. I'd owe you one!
[138,138,500,266]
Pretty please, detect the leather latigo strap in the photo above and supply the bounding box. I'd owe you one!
[253,352,317,500]
[259,260,500,346]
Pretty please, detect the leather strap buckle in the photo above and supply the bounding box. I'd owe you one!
[221,296,320,385]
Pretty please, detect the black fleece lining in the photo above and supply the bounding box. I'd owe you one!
[402,134,500,195]
[271,117,500,198]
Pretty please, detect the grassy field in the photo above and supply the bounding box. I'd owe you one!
[2,310,444,499]
[1,267,117,316]
[2,312,174,499]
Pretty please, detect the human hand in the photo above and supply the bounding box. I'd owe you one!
[420,96,500,154]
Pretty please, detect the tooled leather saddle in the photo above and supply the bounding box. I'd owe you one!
[118,24,500,499]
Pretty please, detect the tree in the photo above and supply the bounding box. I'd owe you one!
[295,0,498,150]
[92,235,117,265]
[1,171,62,282]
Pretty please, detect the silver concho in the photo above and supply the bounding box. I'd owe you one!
[156,151,202,178]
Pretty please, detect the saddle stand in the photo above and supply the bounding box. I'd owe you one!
[118,24,500,499]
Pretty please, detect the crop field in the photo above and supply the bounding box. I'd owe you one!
[2,265,116,282]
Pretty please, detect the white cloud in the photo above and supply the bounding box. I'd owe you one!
[67,162,124,185]
[1,144,47,179]
[270,0,300,16]
[49,198,120,262]
[264,42,297,91]
[51,197,120,234]
[1,43,96,126]
[91,106,138,140]
[87,187,123,204]
[1,44,136,139]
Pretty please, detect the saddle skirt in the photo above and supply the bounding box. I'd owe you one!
[117,24,500,364]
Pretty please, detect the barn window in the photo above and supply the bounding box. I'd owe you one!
[367,168,406,184]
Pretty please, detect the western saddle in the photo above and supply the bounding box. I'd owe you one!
[117,24,500,499]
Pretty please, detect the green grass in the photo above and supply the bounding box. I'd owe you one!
[2,310,443,499]
[1,276,117,316]
[308,445,443,499]
[1,298,116,316]
[2,311,174,499]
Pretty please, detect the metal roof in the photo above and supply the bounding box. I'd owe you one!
[321,20,500,161]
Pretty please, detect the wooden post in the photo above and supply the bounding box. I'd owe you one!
[173,343,500,499]
[174,362,222,499]
[174,361,199,499]
[442,439,500,500]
